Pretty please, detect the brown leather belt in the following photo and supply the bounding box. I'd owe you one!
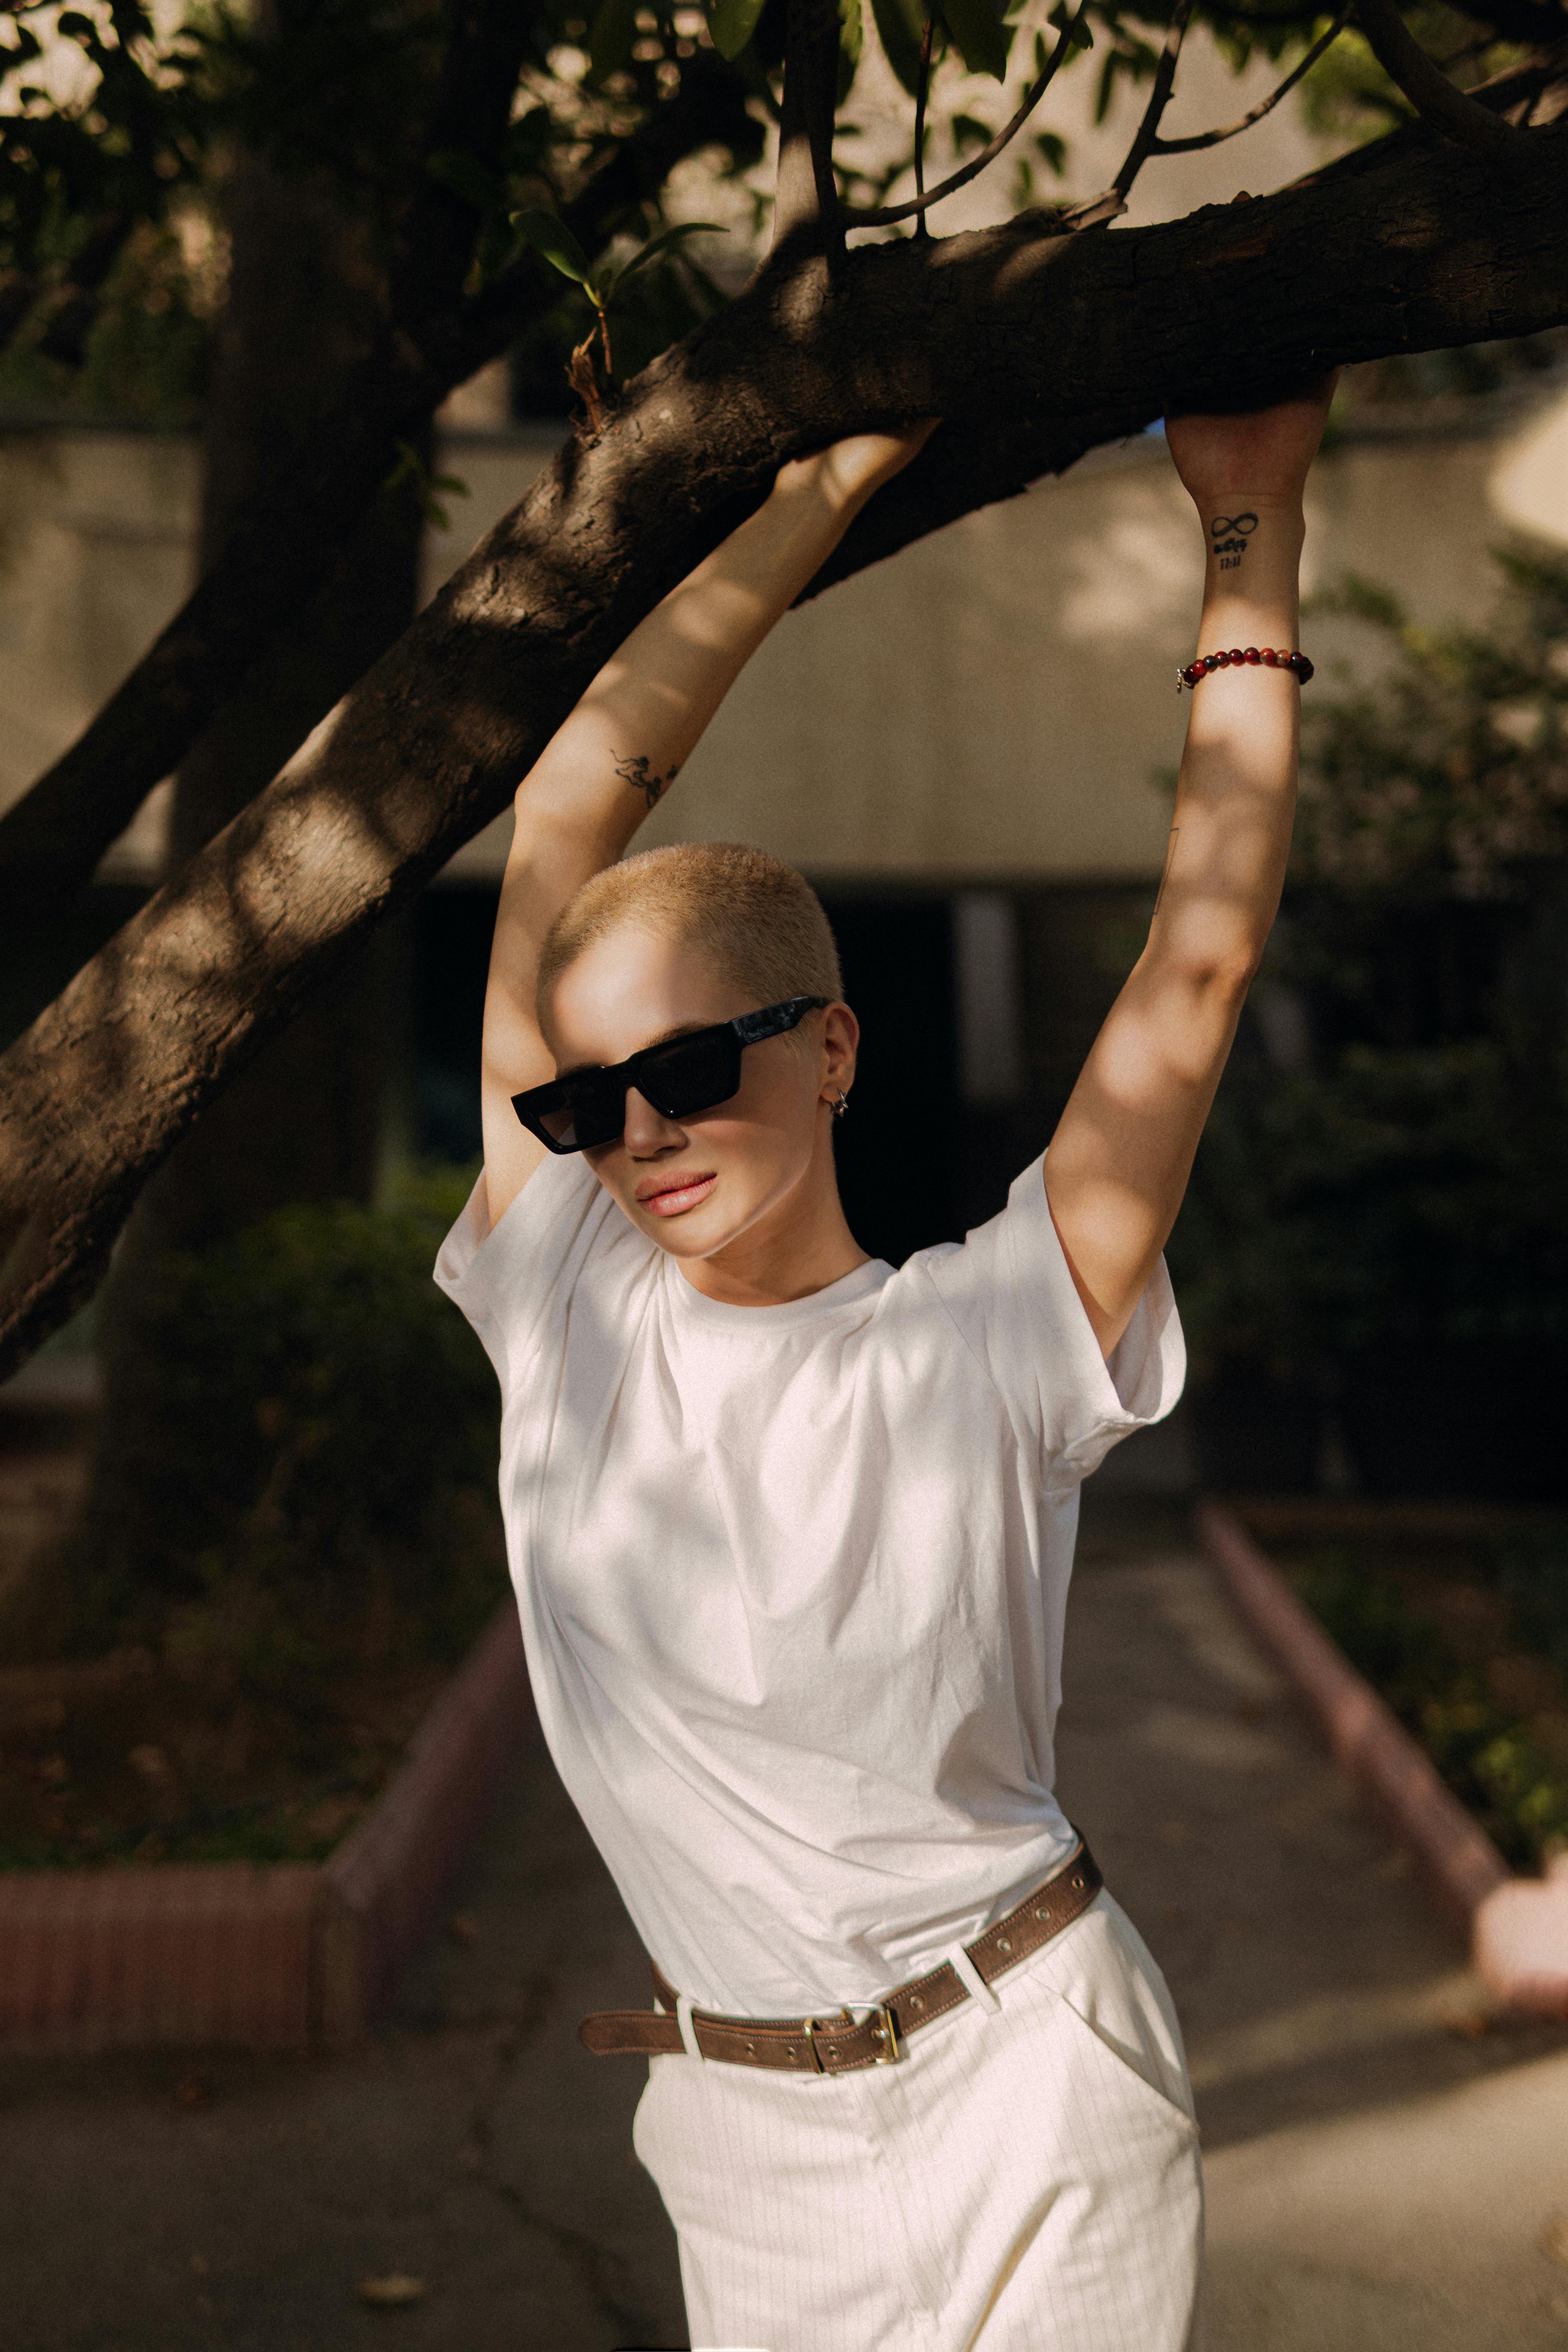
[578,1838,1102,2078]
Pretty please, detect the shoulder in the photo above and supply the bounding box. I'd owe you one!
[434,1154,653,1385]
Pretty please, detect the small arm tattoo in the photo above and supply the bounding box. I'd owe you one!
[614,751,679,810]
[1209,511,1257,572]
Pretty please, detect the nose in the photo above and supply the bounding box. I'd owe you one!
[622,1085,686,1156]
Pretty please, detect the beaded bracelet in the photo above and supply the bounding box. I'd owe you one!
[1176,646,1314,695]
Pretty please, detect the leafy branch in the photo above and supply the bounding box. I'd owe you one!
[511,211,725,421]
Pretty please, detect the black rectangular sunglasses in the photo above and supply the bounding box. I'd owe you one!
[512,996,831,1154]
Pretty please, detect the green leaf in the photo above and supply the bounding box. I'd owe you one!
[588,0,639,80]
[1034,128,1066,174]
[510,208,598,294]
[601,220,726,299]
[838,0,864,100]
[869,0,929,94]
[426,148,507,215]
[1047,1,1092,48]
[940,0,1009,82]
[706,0,768,60]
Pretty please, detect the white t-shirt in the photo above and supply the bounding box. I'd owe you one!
[435,1152,1183,2017]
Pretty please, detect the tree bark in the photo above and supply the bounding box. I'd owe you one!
[2,104,1567,1377]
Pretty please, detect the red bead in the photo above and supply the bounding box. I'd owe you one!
[1262,647,1278,665]
[1214,650,1229,667]
[1297,656,1314,683]
[1229,648,1244,664]
[1244,646,1260,664]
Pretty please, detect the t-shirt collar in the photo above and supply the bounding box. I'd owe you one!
[666,1252,892,1334]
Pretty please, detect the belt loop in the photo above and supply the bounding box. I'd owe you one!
[675,1993,705,2060]
[944,1941,1000,2012]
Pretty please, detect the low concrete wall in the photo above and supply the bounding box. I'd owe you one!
[0,1600,535,2053]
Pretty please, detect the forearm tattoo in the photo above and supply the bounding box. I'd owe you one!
[614,751,679,810]
[1209,511,1257,572]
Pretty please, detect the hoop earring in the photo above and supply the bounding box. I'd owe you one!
[831,1091,849,1121]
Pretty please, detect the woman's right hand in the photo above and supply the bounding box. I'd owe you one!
[773,421,939,518]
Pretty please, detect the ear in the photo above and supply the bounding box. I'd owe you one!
[820,1001,859,1102]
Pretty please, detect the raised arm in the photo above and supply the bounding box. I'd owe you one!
[1043,381,1336,1359]
[480,426,935,1229]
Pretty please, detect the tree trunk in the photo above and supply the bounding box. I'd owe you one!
[2,98,1566,1380]
[78,127,429,1575]
[148,136,427,1247]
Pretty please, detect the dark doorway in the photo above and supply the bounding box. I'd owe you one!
[413,884,497,1164]
[816,891,961,1267]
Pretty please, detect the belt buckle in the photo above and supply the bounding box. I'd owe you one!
[870,2002,901,2065]
[800,2016,827,2074]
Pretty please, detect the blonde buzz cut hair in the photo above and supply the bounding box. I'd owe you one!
[536,842,844,1029]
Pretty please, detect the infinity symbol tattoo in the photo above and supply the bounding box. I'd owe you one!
[1210,512,1258,539]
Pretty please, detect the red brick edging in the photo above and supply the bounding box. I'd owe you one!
[1195,1500,1568,2019]
[0,1601,535,2053]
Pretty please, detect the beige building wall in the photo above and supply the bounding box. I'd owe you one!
[2,383,1566,891]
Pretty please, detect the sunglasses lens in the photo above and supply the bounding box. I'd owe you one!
[526,1079,622,1151]
[637,1033,741,1118]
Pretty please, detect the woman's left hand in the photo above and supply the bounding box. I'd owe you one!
[1165,376,1338,515]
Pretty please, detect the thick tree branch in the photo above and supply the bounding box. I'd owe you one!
[0,55,759,944]
[2,105,1567,1376]
[1355,0,1536,151]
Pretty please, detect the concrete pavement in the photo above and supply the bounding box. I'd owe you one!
[4,1494,1567,2349]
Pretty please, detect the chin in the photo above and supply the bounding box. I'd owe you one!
[636,1202,752,1259]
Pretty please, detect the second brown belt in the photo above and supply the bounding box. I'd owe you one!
[578,1837,1102,2077]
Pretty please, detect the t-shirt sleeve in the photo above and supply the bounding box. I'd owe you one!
[432,1154,644,1402]
[918,1151,1185,1489]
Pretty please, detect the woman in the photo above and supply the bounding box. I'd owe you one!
[437,383,1333,2350]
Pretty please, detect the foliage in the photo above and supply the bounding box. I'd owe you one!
[1170,549,1568,1375]
[1296,0,1526,146]
[1293,1537,1568,1869]
[5,0,1544,426]
[512,207,724,377]
[66,1166,505,1690]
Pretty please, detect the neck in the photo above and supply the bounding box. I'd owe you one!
[678,1139,868,1308]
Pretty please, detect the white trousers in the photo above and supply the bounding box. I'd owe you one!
[632,1892,1203,2352]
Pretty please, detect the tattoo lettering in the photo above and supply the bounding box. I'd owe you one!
[1154,825,1179,916]
[1209,511,1258,572]
[614,751,679,810]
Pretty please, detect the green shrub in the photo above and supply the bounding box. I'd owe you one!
[70,1166,504,1693]
[1294,1543,1568,1870]
[1170,549,1568,1382]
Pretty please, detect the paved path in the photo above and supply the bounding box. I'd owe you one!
[4,1497,1567,2350]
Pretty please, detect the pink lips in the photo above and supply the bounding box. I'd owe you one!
[637,1173,717,1218]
